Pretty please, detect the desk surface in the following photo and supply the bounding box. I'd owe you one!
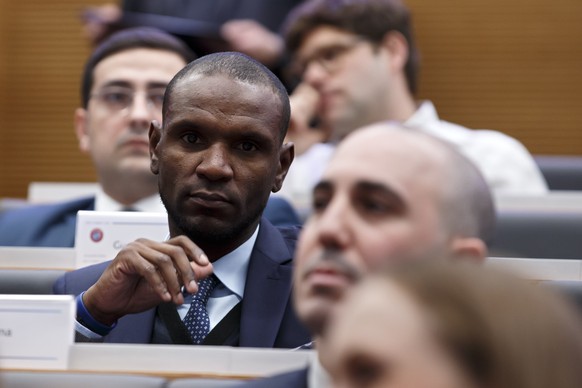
[0,247,74,270]
[4,344,313,379]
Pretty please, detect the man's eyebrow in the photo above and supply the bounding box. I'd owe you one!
[313,180,333,193]
[146,81,169,89]
[97,80,168,89]
[164,117,200,130]
[99,80,132,89]
[355,181,406,207]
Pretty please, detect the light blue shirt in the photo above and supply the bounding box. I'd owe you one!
[76,225,259,338]
[177,225,259,330]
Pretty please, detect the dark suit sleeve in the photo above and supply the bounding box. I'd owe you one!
[0,196,94,247]
[52,261,110,296]
[263,196,302,227]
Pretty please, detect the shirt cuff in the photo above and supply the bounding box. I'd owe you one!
[75,291,117,336]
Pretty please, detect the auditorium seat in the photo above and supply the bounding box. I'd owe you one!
[167,377,247,387]
[0,371,166,388]
[489,209,582,259]
[0,269,65,294]
[542,280,582,314]
[534,155,582,191]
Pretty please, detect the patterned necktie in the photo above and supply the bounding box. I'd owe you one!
[183,275,219,344]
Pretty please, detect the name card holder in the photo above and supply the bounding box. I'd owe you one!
[75,211,169,269]
[0,295,75,370]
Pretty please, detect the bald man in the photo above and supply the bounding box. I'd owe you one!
[240,123,495,387]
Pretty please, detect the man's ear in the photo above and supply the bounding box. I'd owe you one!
[381,31,409,73]
[450,237,488,264]
[149,120,162,175]
[74,108,91,153]
[272,142,294,193]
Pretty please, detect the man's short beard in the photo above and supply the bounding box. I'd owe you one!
[160,191,263,246]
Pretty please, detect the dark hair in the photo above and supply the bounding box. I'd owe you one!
[81,27,196,108]
[284,0,420,94]
[164,52,291,142]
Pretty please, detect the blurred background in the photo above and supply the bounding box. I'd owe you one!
[0,0,581,199]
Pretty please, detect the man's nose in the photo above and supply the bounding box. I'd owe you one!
[196,144,234,181]
[127,93,154,130]
[302,61,328,89]
[314,196,351,250]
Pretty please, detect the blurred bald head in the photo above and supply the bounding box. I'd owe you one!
[294,123,495,334]
[341,123,496,244]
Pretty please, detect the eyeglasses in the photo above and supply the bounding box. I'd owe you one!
[294,38,368,78]
[90,86,166,114]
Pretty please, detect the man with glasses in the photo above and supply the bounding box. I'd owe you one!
[277,0,547,217]
[0,27,299,247]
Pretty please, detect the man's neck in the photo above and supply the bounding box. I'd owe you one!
[169,220,261,263]
[384,86,417,123]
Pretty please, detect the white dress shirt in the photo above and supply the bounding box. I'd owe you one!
[94,186,167,213]
[278,100,548,216]
[177,225,258,330]
[307,352,332,388]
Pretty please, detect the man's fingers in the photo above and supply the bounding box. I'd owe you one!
[160,236,213,294]
[130,248,177,302]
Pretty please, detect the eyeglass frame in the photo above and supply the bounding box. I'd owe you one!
[292,37,371,79]
[89,84,167,114]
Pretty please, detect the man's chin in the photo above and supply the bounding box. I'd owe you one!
[170,213,240,243]
[117,157,154,171]
[298,300,336,336]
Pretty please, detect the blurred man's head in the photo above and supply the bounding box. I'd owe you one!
[284,0,419,140]
[322,260,582,388]
[149,52,293,260]
[75,27,196,205]
[293,124,495,335]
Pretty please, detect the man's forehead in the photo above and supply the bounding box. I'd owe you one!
[93,48,186,87]
[297,26,358,56]
[171,73,273,99]
[337,126,449,166]
[326,128,449,194]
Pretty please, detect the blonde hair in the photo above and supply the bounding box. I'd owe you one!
[379,260,582,388]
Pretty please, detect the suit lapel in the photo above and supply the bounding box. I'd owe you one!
[239,219,296,347]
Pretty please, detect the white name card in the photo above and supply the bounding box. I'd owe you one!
[75,211,169,269]
[0,295,75,370]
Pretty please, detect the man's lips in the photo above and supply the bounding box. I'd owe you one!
[303,265,356,291]
[120,139,150,152]
[188,191,231,208]
[319,90,339,109]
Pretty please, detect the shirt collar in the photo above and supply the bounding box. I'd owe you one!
[94,186,166,213]
[403,100,439,129]
[211,224,259,299]
[307,352,332,388]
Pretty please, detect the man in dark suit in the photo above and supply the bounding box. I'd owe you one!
[0,28,300,247]
[240,124,496,385]
[0,195,299,247]
[54,51,310,348]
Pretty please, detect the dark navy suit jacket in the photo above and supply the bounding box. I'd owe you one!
[237,368,309,387]
[0,195,301,247]
[53,219,310,348]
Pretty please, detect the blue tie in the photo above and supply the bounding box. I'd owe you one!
[183,275,219,344]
